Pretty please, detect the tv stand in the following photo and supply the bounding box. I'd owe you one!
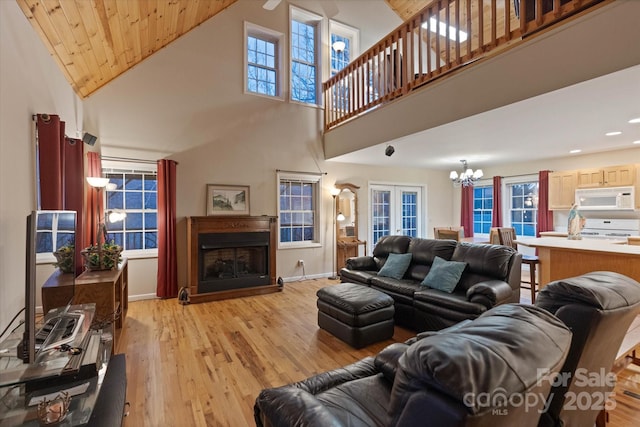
[0,305,128,426]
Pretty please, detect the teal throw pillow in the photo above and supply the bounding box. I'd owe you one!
[421,256,467,293]
[378,253,412,280]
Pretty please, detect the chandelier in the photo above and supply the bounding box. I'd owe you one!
[449,160,483,187]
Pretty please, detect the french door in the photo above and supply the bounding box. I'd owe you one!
[370,184,423,251]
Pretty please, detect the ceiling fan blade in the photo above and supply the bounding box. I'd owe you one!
[263,0,282,11]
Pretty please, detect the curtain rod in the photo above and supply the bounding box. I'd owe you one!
[100,155,160,165]
[276,169,326,175]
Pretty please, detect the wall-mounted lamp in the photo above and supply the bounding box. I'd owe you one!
[332,40,346,53]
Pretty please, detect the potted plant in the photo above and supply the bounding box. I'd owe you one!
[81,240,123,271]
[53,244,75,273]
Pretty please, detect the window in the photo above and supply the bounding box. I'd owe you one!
[370,184,423,249]
[508,181,539,237]
[329,21,358,112]
[104,170,158,252]
[277,172,321,248]
[290,7,322,105]
[473,185,493,235]
[329,20,359,76]
[244,22,284,99]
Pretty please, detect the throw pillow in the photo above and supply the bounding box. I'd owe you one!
[377,253,413,280]
[421,256,467,293]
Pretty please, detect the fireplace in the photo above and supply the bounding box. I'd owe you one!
[198,232,270,293]
[187,216,279,303]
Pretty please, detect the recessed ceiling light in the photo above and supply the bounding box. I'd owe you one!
[605,131,622,136]
[629,118,640,124]
[633,140,640,145]
[569,149,582,154]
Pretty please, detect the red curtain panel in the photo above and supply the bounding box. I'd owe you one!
[537,170,554,237]
[37,114,64,210]
[491,175,503,227]
[84,151,103,248]
[461,185,474,238]
[156,159,178,298]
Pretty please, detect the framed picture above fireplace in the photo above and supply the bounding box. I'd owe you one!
[206,184,250,216]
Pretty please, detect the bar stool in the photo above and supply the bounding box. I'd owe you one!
[498,227,540,303]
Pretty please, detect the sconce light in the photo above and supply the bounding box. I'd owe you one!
[332,40,346,53]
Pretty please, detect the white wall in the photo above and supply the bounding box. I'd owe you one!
[0,1,81,328]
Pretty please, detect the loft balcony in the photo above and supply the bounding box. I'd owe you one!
[323,0,640,159]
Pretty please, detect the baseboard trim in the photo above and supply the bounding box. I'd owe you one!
[129,293,157,302]
[282,272,337,283]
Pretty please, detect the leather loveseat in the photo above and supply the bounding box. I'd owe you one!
[254,304,572,427]
[340,235,522,331]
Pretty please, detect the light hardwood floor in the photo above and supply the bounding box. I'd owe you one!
[119,278,640,426]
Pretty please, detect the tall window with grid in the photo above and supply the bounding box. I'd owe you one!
[278,173,320,247]
[510,182,539,237]
[104,170,158,251]
[247,35,277,97]
[401,191,418,237]
[473,185,493,235]
[371,189,391,245]
[291,8,321,105]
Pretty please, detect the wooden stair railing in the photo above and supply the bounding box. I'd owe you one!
[323,0,608,131]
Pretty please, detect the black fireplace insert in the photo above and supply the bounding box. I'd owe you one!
[198,232,270,293]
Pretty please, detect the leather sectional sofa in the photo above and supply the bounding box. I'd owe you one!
[255,303,572,427]
[340,235,522,331]
[255,271,640,427]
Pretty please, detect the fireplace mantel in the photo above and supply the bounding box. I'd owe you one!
[187,216,280,303]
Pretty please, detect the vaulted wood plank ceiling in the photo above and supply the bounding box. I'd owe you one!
[16,0,238,98]
[15,0,448,99]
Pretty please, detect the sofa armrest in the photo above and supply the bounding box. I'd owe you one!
[345,256,377,271]
[255,387,342,427]
[466,280,514,309]
[405,319,474,345]
[294,357,377,395]
[374,343,408,382]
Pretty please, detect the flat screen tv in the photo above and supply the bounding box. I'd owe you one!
[20,210,76,363]
[0,210,77,387]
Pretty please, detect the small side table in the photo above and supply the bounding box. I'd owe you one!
[42,259,128,352]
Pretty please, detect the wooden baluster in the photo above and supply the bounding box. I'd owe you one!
[478,0,484,51]
[445,0,451,69]
[454,0,460,65]
[466,0,472,57]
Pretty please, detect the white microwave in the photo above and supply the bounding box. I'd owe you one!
[575,186,635,210]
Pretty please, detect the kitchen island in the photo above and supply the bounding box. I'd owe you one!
[515,237,640,288]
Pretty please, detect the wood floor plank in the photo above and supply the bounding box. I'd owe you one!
[120,278,639,426]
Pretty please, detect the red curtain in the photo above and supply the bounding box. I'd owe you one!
[37,114,85,275]
[460,185,474,238]
[157,159,178,298]
[85,152,103,248]
[37,114,64,209]
[537,170,554,237]
[491,176,503,227]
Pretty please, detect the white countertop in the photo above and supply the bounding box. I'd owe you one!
[515,237,640,255]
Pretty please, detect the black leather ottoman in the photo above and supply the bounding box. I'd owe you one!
[317,283,395,349]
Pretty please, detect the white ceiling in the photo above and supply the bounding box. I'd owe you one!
[329,64,640,170]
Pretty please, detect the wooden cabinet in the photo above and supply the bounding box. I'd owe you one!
[42,259,128,352]
[548,171,577,210]
[337,240,366,273]
[576,164,635,188]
